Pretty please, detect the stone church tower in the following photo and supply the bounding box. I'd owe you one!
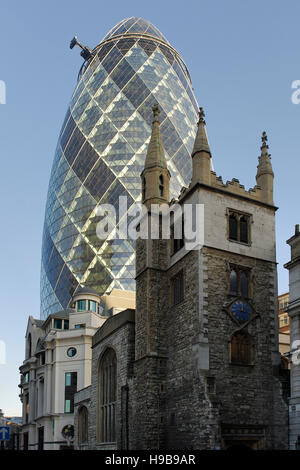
[132,105,288,449]
[74,105,288,450]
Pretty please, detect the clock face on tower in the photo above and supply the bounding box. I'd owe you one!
[230,300,251,323]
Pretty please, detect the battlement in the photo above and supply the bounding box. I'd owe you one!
[210,171,263,202]
[174,171,266,207]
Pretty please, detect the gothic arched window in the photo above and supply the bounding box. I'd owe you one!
[229,214,238,241]
[229,269,238,295]
[98,348,117,443]
[78,406,88,445]
[240,271,249,298]
[230,331,252,365]
[240,216,248,244]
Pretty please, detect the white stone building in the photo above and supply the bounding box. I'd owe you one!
[285,224,300,449]
[19,287,134,450]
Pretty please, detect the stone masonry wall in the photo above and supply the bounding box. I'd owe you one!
[88,321,135,450]
[204,246,288,449]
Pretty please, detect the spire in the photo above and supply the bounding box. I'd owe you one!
[144,104,167,171]
[256,131,274,205]
[141,105,170,207]
[256,131,274,179]
[191,107,211,184]
[191,107,211,157]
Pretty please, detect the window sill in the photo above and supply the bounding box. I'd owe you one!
[228,239,251,247]
[230,362,254,367]
[96,442,117,450]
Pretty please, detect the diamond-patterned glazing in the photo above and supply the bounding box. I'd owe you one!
[40,17,199,319]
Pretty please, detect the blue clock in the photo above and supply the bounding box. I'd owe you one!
[230,300,251,323]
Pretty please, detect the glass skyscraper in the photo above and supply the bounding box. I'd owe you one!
[40,17,199,319]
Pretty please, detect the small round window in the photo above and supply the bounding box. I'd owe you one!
[67,347,77,358]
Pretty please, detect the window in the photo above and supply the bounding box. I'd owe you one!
[75,324,85,329]
[78,406,89,445]
[229,213,238,241]
[230,331,252,365]
[171,217,184,255]
[38,426,44,451]
[229,266,250,298]
[40,351,45,365]
[25,393,29,424]
[27,333,32,359]
[98,348,117,443]
[228,210,250,244]
[88,300,97,312]
[280,315,289,327]
[171,270,184,305]
[279,298,289,311]
[53,318,62,329]
[240,271,248,297]
[64,372,77,413]
[159,174,164,197]
[67,347,77,358]
[229,269,238,295]
[77,300,86,312]
[24,372,29,383]
[64,320,69,330]
[23,432,29,450]
[240,216,248,243]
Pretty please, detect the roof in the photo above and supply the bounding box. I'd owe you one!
[101,17,169,45]
[143,104,168,172]
[42,308,75,327]
[74,285,101,297]
[92,309,135,348]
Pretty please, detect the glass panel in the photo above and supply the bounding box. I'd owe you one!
[53,318,62,329]
[240,272,248,297]
[77,300,86,312]
[65,400,71,413]
[88,300,97,312]
[229,270,238,295]
[65,373,71,386]
[240,216,248,243]
[229,214,238,240]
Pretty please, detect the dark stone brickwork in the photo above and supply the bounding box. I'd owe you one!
[86,317,135,450]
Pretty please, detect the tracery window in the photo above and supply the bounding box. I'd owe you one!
[230,331,252,365]
[78,406,88,445]
[229,266,250,298]
[98,348,117,443]
[228,210,250,244]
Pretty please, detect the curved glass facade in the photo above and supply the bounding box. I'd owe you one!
[40,17,199,319]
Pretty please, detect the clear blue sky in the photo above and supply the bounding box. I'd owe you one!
[1,0,299,415]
